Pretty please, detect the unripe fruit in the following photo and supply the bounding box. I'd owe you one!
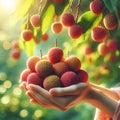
[76,69,88,82]
[106,39,118,52]
[21,29,33,41]
[26,56,40,72]
[35,60,54,78]
[30,14,40,27]
[91,26,107,42]
[51,22,63,34]
[84,45,93,55]
[66,56,81,72]
[68,25,82,39]
[27,73,43,87]
[53,62,69,77]
[43,75,61,90]
[103,13,118,30]
[10,48,21,60]
[61,13,74,27]
[20,69,31,83]
[90,0,104,15]
[41,33,49,41]
[48,47,64,64]
[61,71,79,87]
[97,42,109,56]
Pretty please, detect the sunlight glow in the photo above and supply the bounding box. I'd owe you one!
[0,0,18,14]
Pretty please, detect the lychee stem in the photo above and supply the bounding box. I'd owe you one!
[69,0,74,13]
[40,49,43,59]
[38,0,43,15]
[75,0,81,23]
[55,39,58,47]
[26,13,30,30]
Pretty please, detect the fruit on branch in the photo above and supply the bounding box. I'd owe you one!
[103,13,118,30]
[53,62,69,77]
[68,24,82,39]
[10,48,21,60]
[43,75,62,90]
[84,45,93,55]
[76,69,88,82]
[66,56,81,72]
[90,0,104,15]
[27,73,43,87]
[41,33,49,41]
[26,56,40,72]
[97,42,109,56]
[61,71,79,87]
[106,39,118,52]
[61,13,75,27]
[35,60,54,78]
[91,26,107,42]
[30,14,40,28]
[51,22,63,34]
[47,47,64,64]
[21,29,33,41]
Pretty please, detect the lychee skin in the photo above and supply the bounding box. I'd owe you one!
[103,13,118,30]
[30,14,40,27]
[68,25,82,39]
[43,75,61,90]
[90,0,104,15]
[61,13,75,27]
[27,73,43,87]
[48,47,64,64]
[53,62,69,77]
[35,60,54,78]
[61,71,79,87]
[66,56,81,72]
[91,26,107,42]
[26,56,40,72]
[76,70,88,83]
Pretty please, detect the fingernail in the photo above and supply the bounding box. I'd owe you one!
[49,89,56,96]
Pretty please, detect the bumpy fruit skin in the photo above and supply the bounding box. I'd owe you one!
[43,75,61,90]
[91,26,107,42]
[20,69,31,83]
[61,13,74,27]
[90,0,104,15]
[51,22,63,34]
[26,56,40,72]
[106,39,118,52]
[27,73,43,87]
[35,60,54,78]
[68,25,82,39]
[10,48,21,60]
[76,70,88,82]
[48,47,64,64]
[61,71,79,87]
[30,14,40,27]
[84,45,93,55]
[66,56,81,72]
[103,13,118,30]
[53,62,69,77]
[97,42,109,56]
[21,29,33,41]
[41,33,49,41]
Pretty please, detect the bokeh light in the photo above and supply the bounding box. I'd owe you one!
[20,109,28,118]
[1,95,10,105]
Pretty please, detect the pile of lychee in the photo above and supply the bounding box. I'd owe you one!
[20,46,88,90]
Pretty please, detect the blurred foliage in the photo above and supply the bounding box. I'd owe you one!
[0,0,120,120]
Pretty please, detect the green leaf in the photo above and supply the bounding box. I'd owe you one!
[102,0,118,12]
[41,4,55,34]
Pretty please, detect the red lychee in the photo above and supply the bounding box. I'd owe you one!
[84,45,93,55]
[61,71,79,87]
[10,48,21,60]
[30,14,40,27]
[41,33,49,41]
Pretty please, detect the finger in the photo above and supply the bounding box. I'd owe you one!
[49,82,89,96]
[19,82,27,90]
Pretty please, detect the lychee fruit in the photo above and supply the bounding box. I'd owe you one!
[10,48,21,60]
[90,0,104,15]
[26,56,40,72]
[61,71,79,87]
[61,13,75,27]
[35,60,54,78]
[27,73,43,87]
[43,75,61,90]
[53,62,69,77]
[65,56,81,72]
[47,47,64,64]
[103,13,118,30]
[41,33,49,41]
[84,45,93,55]
[91,26,107,42]
[68,24,82,39]
[76,69,88,83]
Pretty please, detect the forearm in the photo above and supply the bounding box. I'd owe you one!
[85,88,117,117]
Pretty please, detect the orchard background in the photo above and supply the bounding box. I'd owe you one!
[0,0,120,120]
